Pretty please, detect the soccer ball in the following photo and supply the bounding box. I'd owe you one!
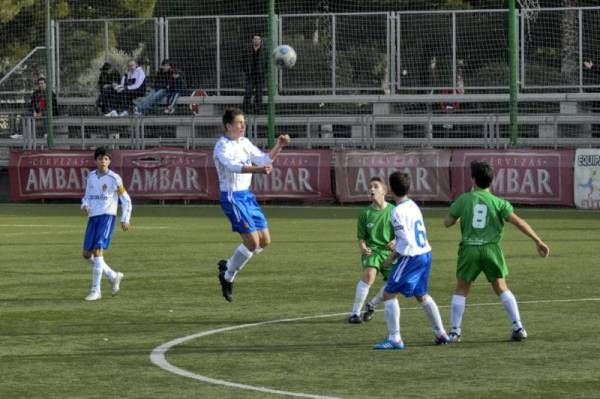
[273,45,297,68]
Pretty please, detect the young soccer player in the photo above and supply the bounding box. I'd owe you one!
[348,176,395,324]
[214,108,291,302]
[443,160,550,342]
[374,171,449,350]
[81,146,132,301]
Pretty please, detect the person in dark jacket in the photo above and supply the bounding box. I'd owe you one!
[31,76,58,117]
[163,63,186,114]
[96,62,121,114]
[242,34,267,114]
[134,59,172,115]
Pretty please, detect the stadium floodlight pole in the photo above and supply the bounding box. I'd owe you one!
[267,0,276,148]
[45,0,55,148]
[508,0,518,146]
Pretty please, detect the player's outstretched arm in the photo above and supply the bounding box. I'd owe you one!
[507,213,550,257]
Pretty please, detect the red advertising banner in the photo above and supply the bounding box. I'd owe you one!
[9,150,96,200]
[252,150,333,200]
[9,148,333,201]
[450,150,575,205]
[112,148,218,200]
[335,150,452,202]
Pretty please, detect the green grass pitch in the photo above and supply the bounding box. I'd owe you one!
[1,204,599,398]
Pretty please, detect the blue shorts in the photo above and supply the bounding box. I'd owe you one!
[384,252,432,298]
[83,214,116,252]
[219,190,267,234]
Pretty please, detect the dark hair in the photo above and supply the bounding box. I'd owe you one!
[100,62,112,72]
[471,160,494,189]
[94,146,112,160]
[388,171,411,197]
[222,108,244,128]
[37,77,46,83]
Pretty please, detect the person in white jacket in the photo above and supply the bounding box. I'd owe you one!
[81,147,132,301]
[105,59,146,117]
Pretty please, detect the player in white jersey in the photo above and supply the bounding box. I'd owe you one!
[81,147,132,301]
[214,108,290,302]
[373,171,449,350]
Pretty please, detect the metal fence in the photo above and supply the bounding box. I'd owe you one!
[1,7,599,98]
[43,7,600,96]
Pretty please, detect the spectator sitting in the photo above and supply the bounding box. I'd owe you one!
[134,59,172,115]
[163,63,186,114]
[31,76,58,118]
[105,59,146,117]
[96,62,121,114]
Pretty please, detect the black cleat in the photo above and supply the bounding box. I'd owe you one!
[511,327,528,342]
[348,314,363,324]
[362,303,375,322]
[217,260,233,302]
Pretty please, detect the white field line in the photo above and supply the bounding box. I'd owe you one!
[150,297,600,399]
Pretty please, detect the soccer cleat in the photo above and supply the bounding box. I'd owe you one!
[111,272,124,296]
[348,314,362,324]
[119,110,129,117]
[85,291,101,301]
[362,303,375,322]
[217,260,233,302]
[434,334,451,345]
[448,331,462,343]
[511,328,528,342]
[373,339,405,350]
[104,110,118,117]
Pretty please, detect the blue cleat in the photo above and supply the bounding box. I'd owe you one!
[373,339,405,350]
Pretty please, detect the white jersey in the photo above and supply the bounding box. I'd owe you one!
[391,198,431,256]
[213,135,271,193]
[81,169,132,223]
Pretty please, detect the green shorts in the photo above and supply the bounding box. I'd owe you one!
[361,248,392,281]
[456,243,508,283]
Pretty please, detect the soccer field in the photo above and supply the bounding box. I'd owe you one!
[1,204,599,398]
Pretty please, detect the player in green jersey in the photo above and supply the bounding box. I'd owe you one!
[348,176,396,324]
[444,160,550,342]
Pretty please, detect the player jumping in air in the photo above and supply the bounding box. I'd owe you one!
[444,160,550,342]
[81,147,132,301]
[213,108,291,302]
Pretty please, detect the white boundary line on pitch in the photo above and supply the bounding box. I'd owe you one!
[150,297,600,399]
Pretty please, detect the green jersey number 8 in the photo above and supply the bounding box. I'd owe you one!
[472,204,487,229]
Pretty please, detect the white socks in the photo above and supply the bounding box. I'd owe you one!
[351,280,370,315]
[384,298,401,342]
[500,290,523,330]
[91,257,103,293]
[368,285,385,308]
[224,244,254,282]
[89,256,118,294]
[449,291,524,335]
[421,297,446,336]
[450,294,466,333]
[96,256,117,281]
